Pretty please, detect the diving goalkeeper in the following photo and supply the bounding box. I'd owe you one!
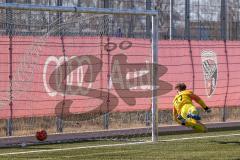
[173,83,211,132]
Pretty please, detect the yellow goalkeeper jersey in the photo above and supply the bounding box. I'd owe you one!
[173,90,207,114]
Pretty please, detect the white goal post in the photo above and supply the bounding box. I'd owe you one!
[0,2,159,143]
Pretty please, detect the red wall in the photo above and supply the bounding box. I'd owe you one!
[0,36,239,118]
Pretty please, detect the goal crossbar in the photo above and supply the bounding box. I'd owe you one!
[0,2,158,16]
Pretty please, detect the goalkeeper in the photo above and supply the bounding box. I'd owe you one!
[173,83,211,132]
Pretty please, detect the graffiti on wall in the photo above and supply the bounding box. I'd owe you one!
[43,41,173,117]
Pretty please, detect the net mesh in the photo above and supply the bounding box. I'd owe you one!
[1,3,240,145]
[0,8,155,141]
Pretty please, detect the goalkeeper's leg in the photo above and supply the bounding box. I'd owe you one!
[185,119,207,133]
[181,104,207,133]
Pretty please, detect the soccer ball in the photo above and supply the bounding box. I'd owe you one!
[36,130,47,141]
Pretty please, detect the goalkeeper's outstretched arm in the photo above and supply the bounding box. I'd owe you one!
[189,93,211,112]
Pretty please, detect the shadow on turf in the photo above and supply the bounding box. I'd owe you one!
[211,140,240,145]
[0,139,101,149]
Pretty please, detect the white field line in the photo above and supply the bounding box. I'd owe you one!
[0,133,240,156]
[159,133,240,142]
[0,141,152,156]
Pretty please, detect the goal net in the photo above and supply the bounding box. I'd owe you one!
[0,3,165,145]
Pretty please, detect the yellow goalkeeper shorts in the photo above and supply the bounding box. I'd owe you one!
[180,104,199,119]
[179,104,207,132]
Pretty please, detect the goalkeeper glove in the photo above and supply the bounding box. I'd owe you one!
[204,106,211,113]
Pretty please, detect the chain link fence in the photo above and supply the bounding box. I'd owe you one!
[0,0,240,40]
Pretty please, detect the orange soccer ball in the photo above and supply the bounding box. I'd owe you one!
[36,130,47,141]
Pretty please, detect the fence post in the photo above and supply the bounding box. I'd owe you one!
[103,0,110,130]
[238,1,240,40]
[6,0,13,137]
[169,0,174,40]
[221,0,229,122]
[128,0,134,37]
[151,14,159,143]
[221,0,227,40]
[146,0,151,38]
[56,0,64,133]
[185,0,190,40]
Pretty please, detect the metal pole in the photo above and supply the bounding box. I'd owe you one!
[185,0,190,40]
[6,0,13,137]
[238,0,240,40]
[128,0,134,37]
[198,0,200,40]
[26,0,31,32]
[223,40,229,122]
[220,0,227,121]
[7,32,13,136]
[151,14,158,143]
[56,0,64,133]
[226,0,229,40]
[169,0,173,40]
[104,37,111,130]
[146,0,151,38]
[221,0,226,40]
[103,0,110,129]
